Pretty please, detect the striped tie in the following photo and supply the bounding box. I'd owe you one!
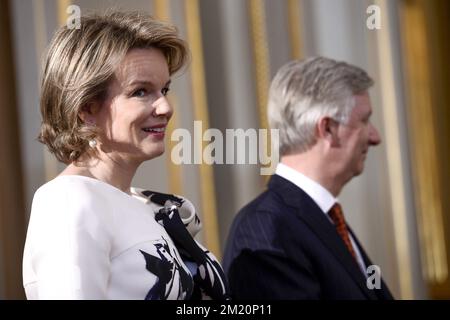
[328,203,357,261]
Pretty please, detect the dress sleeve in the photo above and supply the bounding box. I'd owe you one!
[24,182,113,299]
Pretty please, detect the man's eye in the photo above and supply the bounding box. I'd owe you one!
[132,88,147,97]
[161,87,170,96]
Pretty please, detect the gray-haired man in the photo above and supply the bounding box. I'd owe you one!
[223,57,394,300]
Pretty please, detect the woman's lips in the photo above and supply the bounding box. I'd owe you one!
[142,124,166,139]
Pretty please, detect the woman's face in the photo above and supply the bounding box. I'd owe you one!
[94,48,173,164]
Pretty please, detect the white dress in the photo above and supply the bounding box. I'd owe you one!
[22,175,221,300]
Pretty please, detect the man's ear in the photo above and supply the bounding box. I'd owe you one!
[317,116,339,145]
[79,102,100,124]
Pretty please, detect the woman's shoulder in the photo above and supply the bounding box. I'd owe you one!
[30,175,124,229]
[36,175,122,197]
[33,175,130,212]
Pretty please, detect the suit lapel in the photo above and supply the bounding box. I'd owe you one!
[269,175,378,300]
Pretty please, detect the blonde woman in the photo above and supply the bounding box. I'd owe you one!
[23,11,229,300]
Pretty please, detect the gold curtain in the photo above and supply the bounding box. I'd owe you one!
[399,0,450,299]
[0,0,26,299]
[185,0,221,259]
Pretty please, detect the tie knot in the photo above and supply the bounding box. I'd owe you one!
[328,203,345,226]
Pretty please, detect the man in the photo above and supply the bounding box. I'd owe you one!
[223,57,394,300]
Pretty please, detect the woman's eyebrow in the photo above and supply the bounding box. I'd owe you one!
[125,79,171,88]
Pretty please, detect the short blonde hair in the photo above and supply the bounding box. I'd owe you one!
[39,11,189,164]
[268,56,373,156]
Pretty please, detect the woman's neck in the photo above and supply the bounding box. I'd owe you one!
[61,154,140,195]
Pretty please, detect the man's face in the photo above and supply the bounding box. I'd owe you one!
[334,92,381,180]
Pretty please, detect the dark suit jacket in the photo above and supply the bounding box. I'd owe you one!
[223,175,394,300]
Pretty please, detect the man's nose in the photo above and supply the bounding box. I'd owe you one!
[369,123,381,146]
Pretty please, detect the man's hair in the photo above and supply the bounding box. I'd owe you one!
[267,56,373,156]
[39,11,189,164]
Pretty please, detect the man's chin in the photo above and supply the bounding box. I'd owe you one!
[350,162,365,178]
[354,170,363,177]
[354,163,365,176]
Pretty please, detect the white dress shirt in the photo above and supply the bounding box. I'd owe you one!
[275,163,367,275]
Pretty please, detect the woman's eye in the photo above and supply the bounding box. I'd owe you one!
[132,88,147,97]
[161,87,170,96]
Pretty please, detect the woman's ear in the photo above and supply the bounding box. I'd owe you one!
[317,116,339,146]
[79,102,100,124]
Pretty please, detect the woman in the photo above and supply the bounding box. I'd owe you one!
[23,11,229,300]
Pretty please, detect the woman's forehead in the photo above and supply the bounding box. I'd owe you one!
[116,48,170,85]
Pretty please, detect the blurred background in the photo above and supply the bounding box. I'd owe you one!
[0,0,449,299]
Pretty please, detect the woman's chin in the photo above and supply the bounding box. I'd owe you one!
[142,146,165,160]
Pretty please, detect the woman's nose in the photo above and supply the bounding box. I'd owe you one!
[152,96,173,119]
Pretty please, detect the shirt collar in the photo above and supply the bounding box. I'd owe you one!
[275,163,337,214]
